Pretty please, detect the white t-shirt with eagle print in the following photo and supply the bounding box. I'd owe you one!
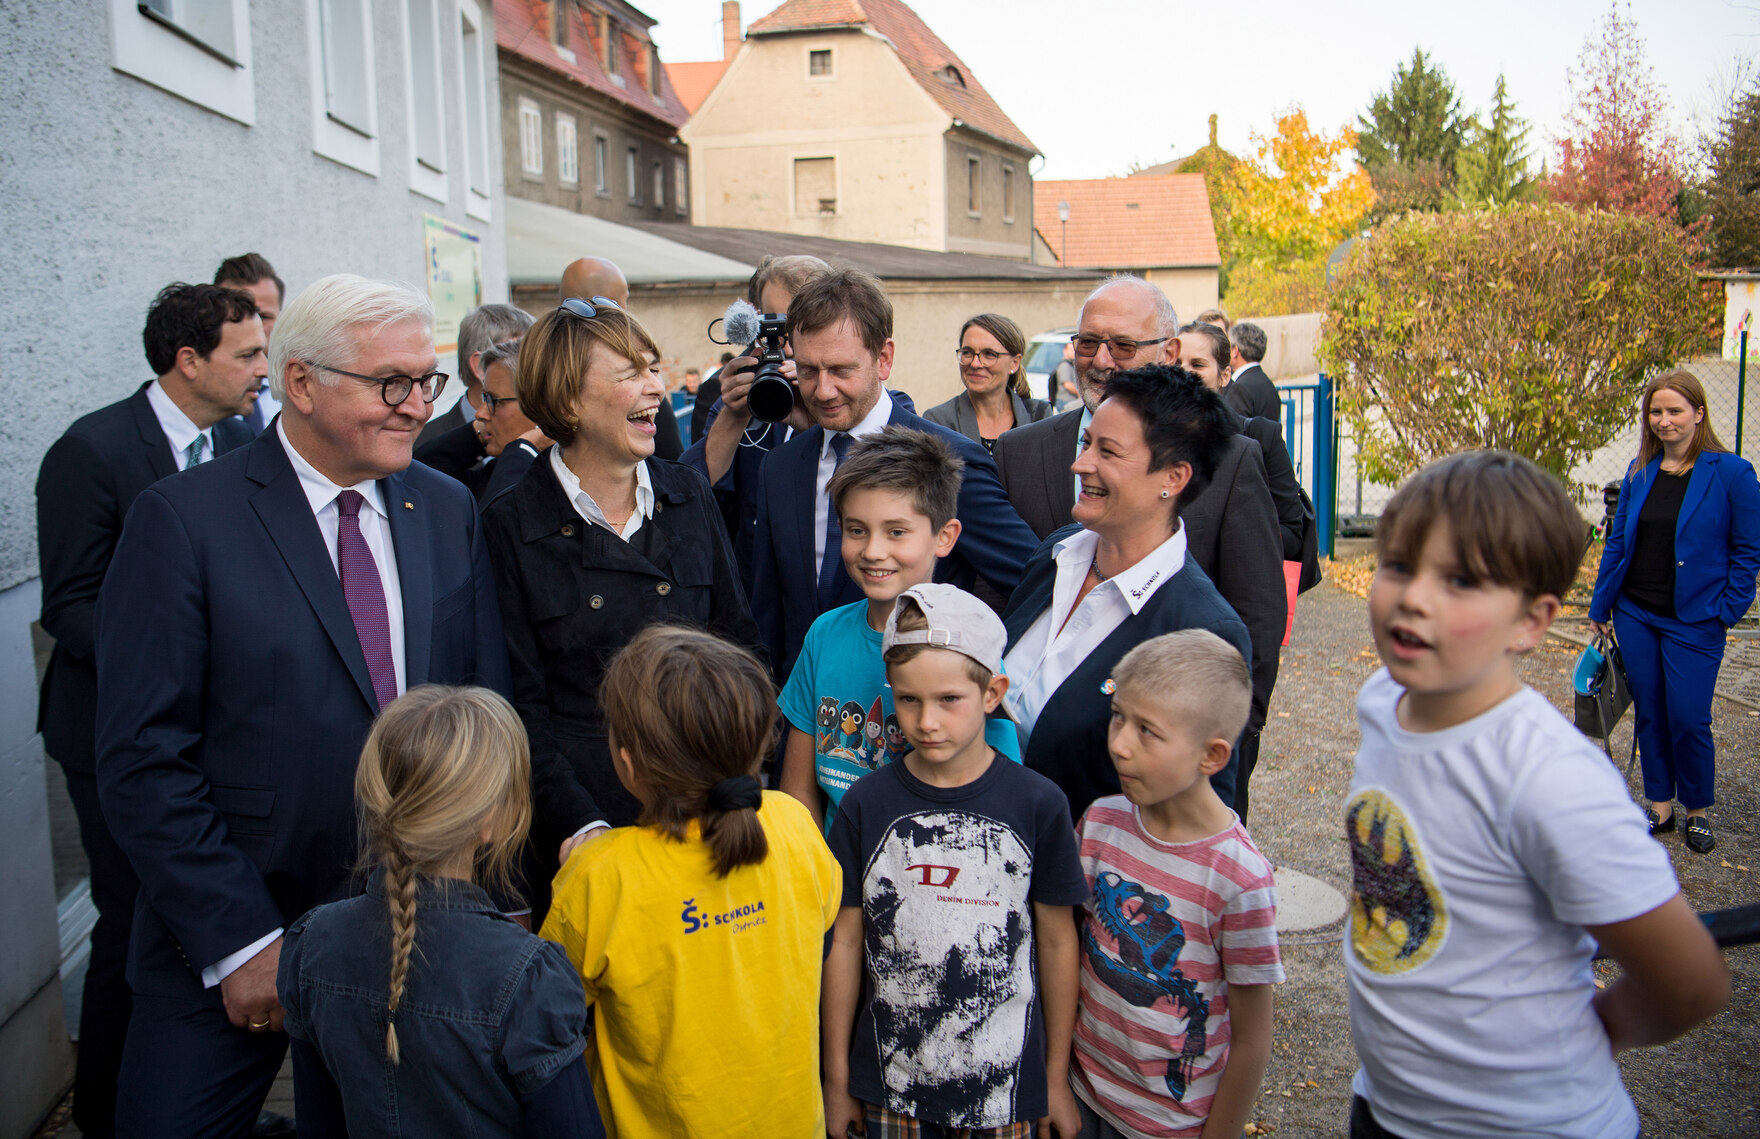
[1345,669,1679,1139]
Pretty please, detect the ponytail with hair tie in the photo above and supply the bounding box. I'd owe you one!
[708,775,763,813]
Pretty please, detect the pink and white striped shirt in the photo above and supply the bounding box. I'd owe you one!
[1071,796,1284,1138]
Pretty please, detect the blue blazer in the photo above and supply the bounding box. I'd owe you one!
[1589,450,1760,627]
[94,427,511,996]
[749,399,1039,681]
[1000,525,1253,824]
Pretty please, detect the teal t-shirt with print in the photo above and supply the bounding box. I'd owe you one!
[778,600,1022,832]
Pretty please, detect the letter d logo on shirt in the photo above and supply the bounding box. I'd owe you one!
[906,863,960,888]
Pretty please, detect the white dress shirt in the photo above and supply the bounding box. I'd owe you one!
[1002,525,1187,745]
[201,424,411,986]
[145,378,215,470]
[813,388,894,571]
[548,446,655,540]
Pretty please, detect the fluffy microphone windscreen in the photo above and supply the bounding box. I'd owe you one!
[723,299,760,347]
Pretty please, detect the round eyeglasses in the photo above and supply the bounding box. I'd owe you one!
[310,363,447,406]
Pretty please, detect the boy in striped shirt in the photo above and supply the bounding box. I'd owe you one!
[1071,630,1283,1139]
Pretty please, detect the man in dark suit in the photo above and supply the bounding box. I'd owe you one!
[214,254,284,435]
[35,283,262,1139]
[95,274,510,1138]
[992,278,1285,814]
[749,267,1038,682]
[1225,321,1282,424]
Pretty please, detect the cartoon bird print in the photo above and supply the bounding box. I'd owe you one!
[861,695,885,768]
[883,714,908,762]
[838,701,866,753]
[1346,790,1447,973]
[816,696,839,753]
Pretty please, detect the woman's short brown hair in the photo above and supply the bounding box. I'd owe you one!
[1375,450,1585,600]
[599,626,777,877]
[515,303,661,446]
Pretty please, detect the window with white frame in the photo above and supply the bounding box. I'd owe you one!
[550,0,568,48]
[404,0,446,201]
[604,21,622,80]
[112,0,255,125]
[967,154,982,215]
[1002,163,1015,222]
[594,132,610,193]
[459,0,492,218]
[674,156,688,215]
[557,114,579,185]
[626,147,640,201]
[648,44,663,97]
[809,48,832,77]
[303,0,378,175]
[652,160,664,209]
[519,98,544,177]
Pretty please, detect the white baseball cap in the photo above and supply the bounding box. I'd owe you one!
[882,583,1008,678]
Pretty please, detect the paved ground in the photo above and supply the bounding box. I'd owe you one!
[41,577,1760,1137]
[1241,579,1760,1138]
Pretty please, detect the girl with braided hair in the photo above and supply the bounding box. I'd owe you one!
[541,625,843,1138]
[275,686,606,1138]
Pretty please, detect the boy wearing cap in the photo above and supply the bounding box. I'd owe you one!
[823,584,1088,1139]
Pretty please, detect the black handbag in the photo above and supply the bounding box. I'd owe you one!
[1573,631,1637,772]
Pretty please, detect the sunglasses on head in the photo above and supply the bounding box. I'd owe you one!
[557,296,623,321]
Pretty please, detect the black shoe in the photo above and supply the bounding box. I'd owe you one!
[1684,816,1715,854]
[254,1112,297,1137]
[1646,806,1676,835]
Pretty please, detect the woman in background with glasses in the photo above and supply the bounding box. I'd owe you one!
[923,313,1053,453]
[481,297,761,918]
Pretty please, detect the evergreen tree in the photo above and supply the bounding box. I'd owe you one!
[1703,80,1760,267]
[1455,74,1534,206]
[1358,47,1469,213]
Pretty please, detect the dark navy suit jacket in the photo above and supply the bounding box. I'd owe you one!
[1001,524,1253,823]
[37,383,252,774]
[1590,450,1760,627]
[749,397,1039,681]
[94,427,511,996]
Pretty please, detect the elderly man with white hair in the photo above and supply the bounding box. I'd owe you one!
[95,273,511,1138]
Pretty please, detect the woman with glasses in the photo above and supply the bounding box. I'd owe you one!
[481,297,761,914]
[923,313,1053,453]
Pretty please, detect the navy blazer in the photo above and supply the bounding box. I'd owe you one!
[1001,524,1253,823]
[94,428,511,995]
[749,397,1039,681]
[36,383,251,774]
[1590,450,1760,627]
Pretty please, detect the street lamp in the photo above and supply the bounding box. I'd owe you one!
[1058,200,1070,266]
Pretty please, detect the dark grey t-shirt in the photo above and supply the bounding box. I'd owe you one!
[828,756,1089,1127]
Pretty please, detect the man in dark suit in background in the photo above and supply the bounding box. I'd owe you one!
[96,274,510,1138]
[35,283,262,1139]
[1225,321,1282,424]
[213,254,284,435]
[748,268,1038,682]
[992,278,1285,814]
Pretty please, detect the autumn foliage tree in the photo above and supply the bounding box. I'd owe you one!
[1321,205,1715,491]
[1547,5,1691,230]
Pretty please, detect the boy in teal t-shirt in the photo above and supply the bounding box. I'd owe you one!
[778,427,1020,832]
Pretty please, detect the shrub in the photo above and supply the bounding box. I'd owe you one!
[1320,203,1716,492]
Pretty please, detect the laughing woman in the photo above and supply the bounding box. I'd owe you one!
[1590,370,1760,854]
[483,298,760,907]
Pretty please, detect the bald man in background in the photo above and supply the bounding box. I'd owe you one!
[558,257,682,459]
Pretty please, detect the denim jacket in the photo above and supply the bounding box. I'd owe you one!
[278,869,590,1137]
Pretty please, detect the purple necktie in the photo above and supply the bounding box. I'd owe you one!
[336,490,398,711]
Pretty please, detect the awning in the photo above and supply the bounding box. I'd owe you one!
[504,197,754,287]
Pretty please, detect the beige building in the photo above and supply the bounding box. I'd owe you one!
[1033,175,1221,319]
[677,0,1039,260]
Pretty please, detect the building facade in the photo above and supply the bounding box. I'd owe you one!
[497,0,691,222]
[0,2,509,1132]
[679,0,1038,260]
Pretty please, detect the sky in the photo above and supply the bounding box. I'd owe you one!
[644,0,1756,181]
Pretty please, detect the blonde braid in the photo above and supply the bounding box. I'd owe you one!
[382,846,419,1065]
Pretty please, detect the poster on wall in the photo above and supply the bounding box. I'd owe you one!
[424,214,483,357]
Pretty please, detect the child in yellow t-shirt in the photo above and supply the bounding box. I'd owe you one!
[541,626,842,1139]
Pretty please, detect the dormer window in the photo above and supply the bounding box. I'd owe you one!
[942,64,964,87]
[550,0,568,49]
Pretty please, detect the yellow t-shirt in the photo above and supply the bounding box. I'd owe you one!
[541,791,841,1139]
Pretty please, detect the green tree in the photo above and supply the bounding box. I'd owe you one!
[1320,204,1716,491]
[1455,73,1534,206]
[1358,48,1470,213]
[1702,79,1760,267]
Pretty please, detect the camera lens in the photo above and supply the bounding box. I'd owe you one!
[748,362,795,423]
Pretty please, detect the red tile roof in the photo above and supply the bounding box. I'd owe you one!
[746,0,1037,154]
[664,60,728,114]
[1033,176,1219,269]
[495,0,688,130]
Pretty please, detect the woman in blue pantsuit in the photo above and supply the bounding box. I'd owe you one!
[1590,369,1760,854]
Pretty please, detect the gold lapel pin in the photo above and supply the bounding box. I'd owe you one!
[403,501,414,510]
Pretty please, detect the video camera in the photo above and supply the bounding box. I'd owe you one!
[713,300,796,424]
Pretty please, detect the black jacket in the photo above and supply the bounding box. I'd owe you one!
[1224,364,1281,422]
[483,455,761,841]
[36,383,252,773]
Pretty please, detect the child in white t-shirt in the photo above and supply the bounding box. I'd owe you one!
[1347,451,1729,1139]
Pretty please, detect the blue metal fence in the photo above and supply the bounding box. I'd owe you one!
[1277,375,1336,558]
